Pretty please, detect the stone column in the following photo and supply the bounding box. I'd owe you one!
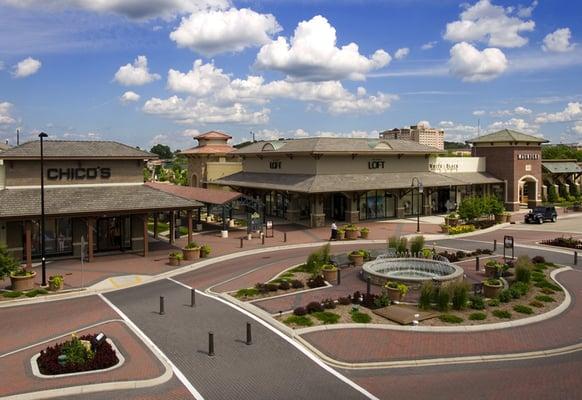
[423,192,432,216]
[142,214,149,257]
[285,194,301,223]
[187,210,193,244]
[169,211,175,245]
[396,193,405,218]
[344,192,360,223]
[309,194,326,227]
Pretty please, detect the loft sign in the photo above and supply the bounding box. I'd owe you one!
[517,154,539,160]
[368,160,385,169]
[47,167,111,180]
[269,160,282,169]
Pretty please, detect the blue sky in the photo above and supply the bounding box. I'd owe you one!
[0,0,581,151]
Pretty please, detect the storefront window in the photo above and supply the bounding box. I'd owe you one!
[385,192,395,217]
[96,216,131,252]
[30,218,73,257]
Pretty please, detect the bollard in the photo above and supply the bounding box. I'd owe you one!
[366,276,371,295]
[208,332,215,356]
[246,322,252,345]
[240,237,244,248]
[575,251,578,266]
[262,234,265,245]
[337,268,341,285]
[191,288,196,307]
[493,239,497,252]
[159,296,165,315]
[475,256,480,271]
[284,232,287,242]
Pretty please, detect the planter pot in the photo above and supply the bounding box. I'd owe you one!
[345,230,359,240]
[10,271,36,291]
[48,280,64,291]
[349,254,364,266]
[440,225,449,233]
[574,205,582,212]
[182,247,200,261]
[360,231,369,239]
[484,265,499,278]
[385,286,402,302]
[505,214,512,223]
[168,257,181,267]
[200,251,209,259]
[337,231,346,240]
[445,218,460,227]
[322,268,337,283]
[495,214,505,223]
[483,283,502,298]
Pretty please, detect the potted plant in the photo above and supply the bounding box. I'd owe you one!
[337,228,346,240]
[483,278,503,298]
[48,275,64,291]
[445,213,460,227]
[182,242,200,261]
[200,244,211,258]
[360,227,370,239]
[484,260,502,278]
[10,267,37,291]
[168,252,183,266]
[321,264,338,283]
[349,249,366,266]
[0,245,19,283]
[440,224,450,233]
[503,212,512,223]
[384,281,408,302]
[344,224,359,240]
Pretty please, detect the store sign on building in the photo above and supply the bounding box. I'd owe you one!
[429,162,459,172]
[368,160,385,169]
[269,160,282,170]
[517,154,539,160]
[47,167,111,180]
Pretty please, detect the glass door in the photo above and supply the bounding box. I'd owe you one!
[96,216,131,252]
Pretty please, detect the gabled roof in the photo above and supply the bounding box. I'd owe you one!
[0,140,156,160]
[181,144,236,155]
[466,129,549,144]
[195,131,232,140]
[234,138,442,155]
[146,182,241,205]
[0,142,10,152]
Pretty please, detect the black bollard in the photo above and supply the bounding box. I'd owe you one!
[246,322,252,345]
[208,332,215,356]
[240,237,244,248]
[191,288,196,307]
[159,296,165,315]
[284,232,287,242]
[475,256,480,271]
[337,268,341,285]
[575,251,578,266]
[493,239,497,252]
[262,234,265,245]
[366,276,371,295]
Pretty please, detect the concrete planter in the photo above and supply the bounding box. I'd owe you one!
[168,256,181,267]
[485,265,499,278]
[322,268,338,283]
[360,230,369,239]
[385,286,402,302]
[182,247,200,261]
[10,271,36,291]
[495,214,505,223]
[483,282,502,298]
[349,254,364,266]
[345,230,359,240]
[445,217,460,227]
[48,278,64,291]
[337,231,345,240]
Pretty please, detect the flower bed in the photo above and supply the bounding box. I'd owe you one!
[37,334,119,375]
[540,236,582,250]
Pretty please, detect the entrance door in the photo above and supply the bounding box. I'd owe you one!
[96,217,131,252]
[332,194,346,221]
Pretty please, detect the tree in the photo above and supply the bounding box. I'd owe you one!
[547,185,559,203]
[150,144,173,160]
[458,196,484,222]
[0,245,19,280]
[542,145,582,162]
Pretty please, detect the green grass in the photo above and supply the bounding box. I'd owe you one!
[469,312,487,321]
[234,288,259,298]
[2,291,22,298]
[487,299,500,307]
[513,304,534,314]
[312,311,340,324]
[147,222,169,232]
[438,314,464,324]
[350,310,372,323]
[284,315,313,327]
[24,288,48,298]
[492,309,512,319]
[535,294,556,303]
[534,280,562,291]
[280,272,295,279]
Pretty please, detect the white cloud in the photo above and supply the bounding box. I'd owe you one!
[255,15,391,81]
[0,61,4,71]
[437,121,479,141]
[293,128,309,138]
[167,60,230,96]
[0,102,16,125]
[120,91,141,104]
[542,28,576,53]
[514,106,532,115]
[114,55,161,86]
[472,110,486,116]
[439,121,455,127]
[449,41,508,82]
[488,118,539,134]
[535,102,582,123]
[444,0,535,48]
[0,0,230,20]
[490,106,532,116]
[170,8,281,56]
[143,95,269,125]
[394,48,410,60]
[13,57,41,78]
[571,122,582,135]
[417,120,431,128]
[517,0,538,18]
[421,41,437,50]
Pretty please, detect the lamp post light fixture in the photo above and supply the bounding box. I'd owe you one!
[39,132,48,287]
[411,177,423,233]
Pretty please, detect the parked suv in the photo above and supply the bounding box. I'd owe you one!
[524,206,558,224]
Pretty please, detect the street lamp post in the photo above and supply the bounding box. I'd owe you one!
[39,132,48,287]
[411,177,423,233]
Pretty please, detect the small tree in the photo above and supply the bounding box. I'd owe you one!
[150,144,173,160]
[486,195,505,217]
[410,235,425,255]
[458,196,484,223]
[0,245,19,280]
[547,185,559,203]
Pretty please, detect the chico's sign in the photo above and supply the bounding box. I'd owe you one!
[47,167,111,180]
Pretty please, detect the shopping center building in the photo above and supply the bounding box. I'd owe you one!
[214,136,505,227]
[0,140,201,266]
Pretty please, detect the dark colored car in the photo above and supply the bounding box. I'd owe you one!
[524,206,557,224]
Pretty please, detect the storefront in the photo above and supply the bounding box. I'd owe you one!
[0,140,202,265]
[215,137,503,227]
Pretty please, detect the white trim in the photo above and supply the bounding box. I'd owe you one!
[97,293,205,400]
[5,182,144,190]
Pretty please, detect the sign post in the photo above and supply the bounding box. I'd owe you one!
[265,220,274,238]
[503,235,514,261]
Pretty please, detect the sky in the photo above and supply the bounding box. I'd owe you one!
[0,0,581,151]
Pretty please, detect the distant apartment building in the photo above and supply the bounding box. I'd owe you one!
[380,124,445,150]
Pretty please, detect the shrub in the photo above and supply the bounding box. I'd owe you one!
[338,296,351,305]
[322,298,336,309]
[419,282,434,310]
[255,283,268,293]
[266,283,279,292]
[469,295,486,310]
[387,236,399,250]
[448,224,476,235]
[439,314,464,324]
[535,295,555,303]
[515,256,533,284]
[509,287,522,299]
[306,275,326,288]
[435,287,451,312]
[492,309,512,319]
[534,280,562,291]
[2,291,22,298]
[305,244,331,275]
[532,255,546,264]
[351,291,363,304]
[360,293,380,309]
[374,293,390,308]
[541,288,555,295]
[293,306,308,316]
[384,281,409,296]
[410,235,425,255]
[469,312,487,321]
[513,305,534,314]
[306,301,324,313]
[498,289,512,303]
[290,279,304,289]
[396,237,408,253]
[200,244,211,257]
[548,185,559,203]
[456,250,467,259]
[235,288,259,298]
[529,300,544,308]
[451,282,469,311]
[511,281,530,297]
[278,281,291,291]
[350,310,372,323]
[0,245,19,280]
[312,311,340,324]
[25,289,48,298]
[284,315,313,327]
[488,299,500,307]
[458,196,484,222]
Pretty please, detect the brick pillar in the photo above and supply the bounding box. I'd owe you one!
[187,210,193,244]
[153,213,159,239]
[169,211,175,245]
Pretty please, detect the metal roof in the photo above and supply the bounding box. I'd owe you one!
[542,161,582,174]
[146,182,241,205]
[467,129,548,144]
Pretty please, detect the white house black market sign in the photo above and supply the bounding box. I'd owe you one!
[368,160,385,169]
[47,167,111,180]
[517,154,539,160]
